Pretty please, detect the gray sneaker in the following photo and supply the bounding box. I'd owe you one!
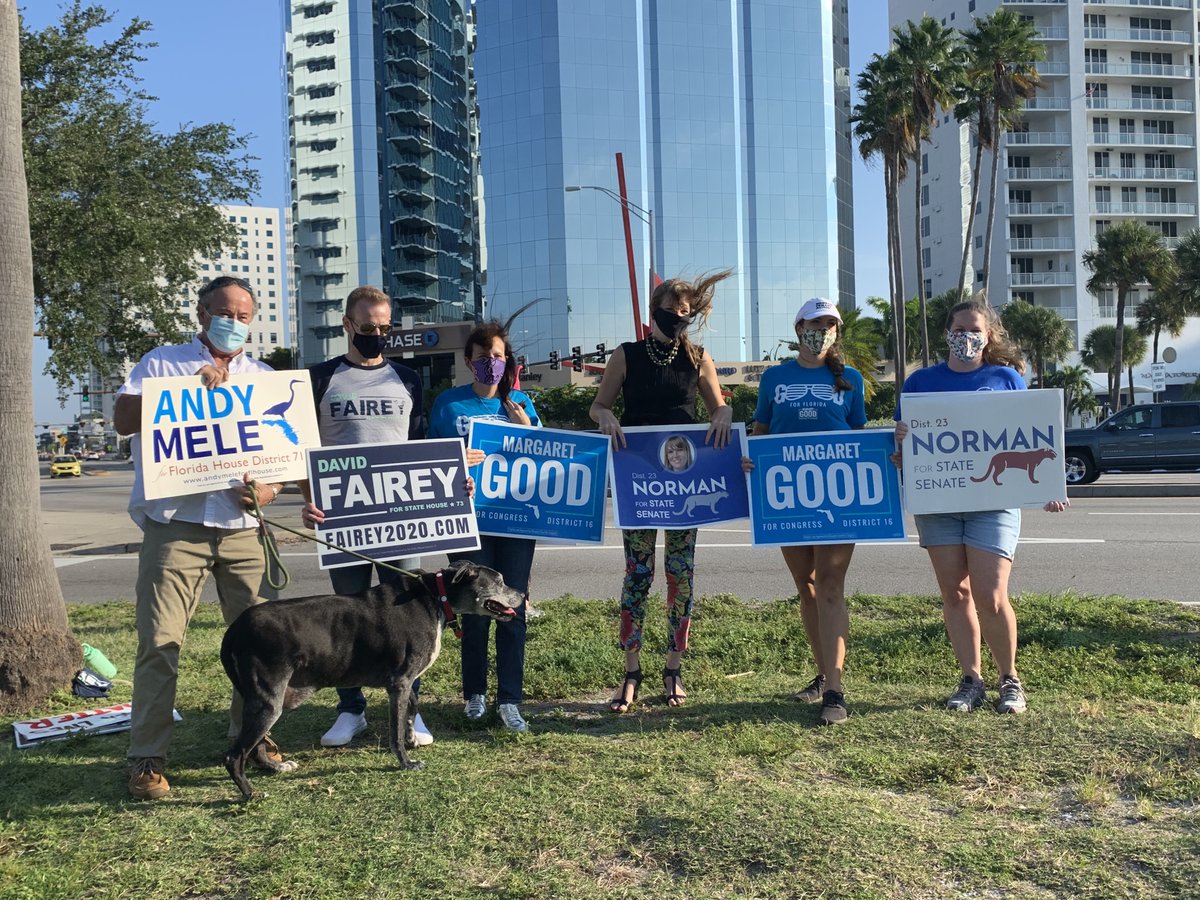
[497,703,528,733]
[790,674,826,703]
[946,676,987,712]
[996,675,1027,714]
[464,694,487,721]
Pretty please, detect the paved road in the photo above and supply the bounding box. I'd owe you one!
[41,462,1200,605]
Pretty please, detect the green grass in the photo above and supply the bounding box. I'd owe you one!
[2,592,1198,899]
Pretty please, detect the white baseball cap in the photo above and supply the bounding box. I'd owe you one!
[794,297,843,325]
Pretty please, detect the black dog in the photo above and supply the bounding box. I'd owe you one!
[221,560,523,800]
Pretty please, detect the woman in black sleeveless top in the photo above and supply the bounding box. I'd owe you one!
[589,271,734,712]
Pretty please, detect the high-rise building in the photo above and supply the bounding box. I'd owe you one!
[474,0,855,363]
[284,0,482,368]
[891,0,1200,400]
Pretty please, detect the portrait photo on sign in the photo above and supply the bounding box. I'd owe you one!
[659,434,696,474]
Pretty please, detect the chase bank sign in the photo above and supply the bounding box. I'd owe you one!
[385,329,440,352]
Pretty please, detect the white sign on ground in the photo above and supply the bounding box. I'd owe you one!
[900,389,1066,515]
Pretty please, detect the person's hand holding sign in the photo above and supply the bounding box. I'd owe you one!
[503,396,531,427]
[197,362,230,390]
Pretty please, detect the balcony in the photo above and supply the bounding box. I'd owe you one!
[1083,27,1192,42]
[1009,237,1075,251]
[1035,27,1068,40]
[1024,97,1070,110]
[1001,0,1065,4]
[1008,272,1076,286]
[1083,0,1189,8]
[1004,131,1071,145]
[1085,97,1194,112]
[1007,201,1073,215]
[1091,202,1196,215]
[1084,62,1193,78]
[1089,131,1194,146]
[1006,166,1071,180]
[1036,61,1070,75]
[1089,167,1195,180]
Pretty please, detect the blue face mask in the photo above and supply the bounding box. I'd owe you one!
[205,314,250,353]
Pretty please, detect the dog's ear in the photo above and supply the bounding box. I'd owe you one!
[448,560,475,583]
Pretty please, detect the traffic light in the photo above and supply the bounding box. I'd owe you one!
[549,350,560,370]
[596,342,607,361]
[517,354,528,372]
[571,346,583,372]
[80,385,90,404]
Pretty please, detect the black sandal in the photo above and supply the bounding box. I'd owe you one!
[609,669,642,713]
[663,666,686,707]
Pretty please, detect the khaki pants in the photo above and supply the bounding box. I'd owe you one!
[127,518,266,761]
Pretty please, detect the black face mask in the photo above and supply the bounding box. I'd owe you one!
[652,307,690,339]
[351,331,387,359]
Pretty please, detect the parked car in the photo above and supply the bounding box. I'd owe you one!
[1064,401,1200,484]
[50,455,82,478]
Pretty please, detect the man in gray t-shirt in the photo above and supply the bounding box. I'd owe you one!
[301,286,429,748]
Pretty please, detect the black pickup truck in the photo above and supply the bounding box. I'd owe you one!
[1064,401,1200,484]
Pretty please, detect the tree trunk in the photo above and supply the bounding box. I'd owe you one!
[889,151,907,394]
[0,0,79,715]
[1127,363,1135,407]
[914,159,930,367]
[959,129,986,298]
[1113,287,1127,412]
[981,104,1003,297]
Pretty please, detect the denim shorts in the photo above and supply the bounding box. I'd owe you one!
[913,509,1022,560]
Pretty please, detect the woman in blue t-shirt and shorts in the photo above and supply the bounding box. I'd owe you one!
[747,297,867,726]
[894,298,1068,715]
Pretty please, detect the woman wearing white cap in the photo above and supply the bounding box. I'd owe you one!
[746,297,866,725]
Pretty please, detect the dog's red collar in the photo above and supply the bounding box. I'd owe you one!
[435,570,463,640]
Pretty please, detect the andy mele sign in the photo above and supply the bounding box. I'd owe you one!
[140,372,320,500]
[900,389,1067,515]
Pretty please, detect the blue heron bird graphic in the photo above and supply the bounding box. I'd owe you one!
[261,378,304,444]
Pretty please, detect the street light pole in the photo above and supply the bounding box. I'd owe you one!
[565,184,655,331]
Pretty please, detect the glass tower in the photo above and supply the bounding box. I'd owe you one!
[474,0,854,363]
[285,0,481,366]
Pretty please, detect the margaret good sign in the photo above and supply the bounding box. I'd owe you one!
[609,424,750,529]
[140,372,320,500]
[468,420,609,543]
[746,430,905,546]
[900,389,1066,515]
[307,439,479,569]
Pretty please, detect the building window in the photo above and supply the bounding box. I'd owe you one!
[976,270,984,284]
[921,216,930,238]
[975,235,983,249]
[303,2,334,17]
[305,31,335,47]
[309,139,337,152]
[240,216,247,223]
[305,57,336,73]
[308,84,336,100]
[922,247,932,269]
[921,185,930,206]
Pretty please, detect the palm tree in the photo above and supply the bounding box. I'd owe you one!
[1134,289,1189,364]
[999,299,1073,386]
[837,306,885,401]
[853,53,914,395]
[1043,364,1099,423]
[924,287,969,361]
[1082,221,1174,411]
[867,295,923,370]
[1080,324,1146,409]
[1170,228,1200,313]
[0,0,79,712]
[891,16,963,367]
[959,10,1044,292]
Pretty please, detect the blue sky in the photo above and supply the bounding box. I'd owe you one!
[24,1,890,423]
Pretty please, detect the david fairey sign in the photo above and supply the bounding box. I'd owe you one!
[609,424,749,529]
[900,389,1066,515]
[306,439,479,569]
[468,421,609,543]
[140,371,320,500]
[747,430,905,546]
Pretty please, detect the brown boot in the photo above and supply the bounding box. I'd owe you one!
[128,757,170,800]
[250,734,286,770]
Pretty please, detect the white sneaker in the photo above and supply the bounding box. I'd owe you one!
[464,694,487,721]
[497,703,528,733]
[412,712,434,746]
[321,711,368,747]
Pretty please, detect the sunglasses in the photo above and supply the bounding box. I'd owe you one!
[347,320,393,335]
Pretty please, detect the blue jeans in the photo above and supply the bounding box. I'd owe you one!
[328,557,421,715]
[450,536,535,705]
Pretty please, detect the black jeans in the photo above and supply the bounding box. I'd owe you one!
[328,557,421,715]
[450,535,535,705]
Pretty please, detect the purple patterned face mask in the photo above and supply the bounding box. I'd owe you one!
[946,329,987,362]
[470,356,507,385]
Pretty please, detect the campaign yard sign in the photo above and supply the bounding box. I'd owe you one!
[747,430,905,546]
[468,420,609,542]
[307,439,479,569]
[900,389,1066,515]
[609,424,749,529]
[140,371,320,500]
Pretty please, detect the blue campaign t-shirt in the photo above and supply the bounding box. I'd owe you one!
[754,359,867,434]
[895,363,1026,420]
[427,384,541,440]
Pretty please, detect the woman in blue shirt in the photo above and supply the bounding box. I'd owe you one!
[748,297,866,726]
[428,322,540,733]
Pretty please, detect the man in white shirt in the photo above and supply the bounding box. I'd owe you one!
[113,276,286,800]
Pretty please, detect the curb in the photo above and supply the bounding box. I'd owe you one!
[1068,484,1200,498]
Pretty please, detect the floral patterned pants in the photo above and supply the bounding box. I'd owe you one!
[619,528,698,653]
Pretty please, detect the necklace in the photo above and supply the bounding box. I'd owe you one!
[645,335,680,366]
